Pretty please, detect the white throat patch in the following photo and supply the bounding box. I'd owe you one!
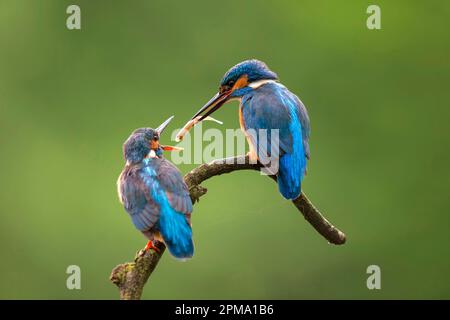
[248,79,277,89]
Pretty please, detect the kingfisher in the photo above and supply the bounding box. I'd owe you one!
[117,116,194,259]
[178,59,311,200]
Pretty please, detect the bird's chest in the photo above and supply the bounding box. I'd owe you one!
[239,103,245,131]
[239,101,258,162]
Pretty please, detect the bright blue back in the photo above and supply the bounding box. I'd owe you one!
[241,82,310,199]
[119,157,194,259]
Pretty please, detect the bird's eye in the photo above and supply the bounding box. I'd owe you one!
[220,82,234,94]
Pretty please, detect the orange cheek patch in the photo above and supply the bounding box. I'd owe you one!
[232,74,249,90]
[150,140,159,149]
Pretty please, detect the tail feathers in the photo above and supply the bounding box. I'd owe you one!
[277,153,302,200]
[159,206,194,259]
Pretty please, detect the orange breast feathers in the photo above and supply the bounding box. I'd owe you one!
[239,106,258,162]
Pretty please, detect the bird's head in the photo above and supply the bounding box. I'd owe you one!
[190,59,278,122]
[123,116,182,164]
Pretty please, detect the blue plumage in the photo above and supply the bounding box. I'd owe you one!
[156,189,194,259]
[186,59,311,200]
[276,87,307,199]
[221,59,278,87]
[118,120,194,259]
[241,82,308,199]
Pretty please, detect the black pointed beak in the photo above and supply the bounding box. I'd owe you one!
[191,90,232,122]
[156,115,174,135]
[175,90,231,142]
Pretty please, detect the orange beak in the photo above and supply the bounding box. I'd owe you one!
[161,145,184,152]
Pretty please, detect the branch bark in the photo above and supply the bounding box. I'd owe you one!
[110,155,346,299]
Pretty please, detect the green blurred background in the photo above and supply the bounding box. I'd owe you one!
[1,0,449,299]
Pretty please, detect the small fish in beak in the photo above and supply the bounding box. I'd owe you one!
[175,74,250,141]
[175,116,223,142]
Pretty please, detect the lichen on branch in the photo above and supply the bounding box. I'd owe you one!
[110,155,346,300]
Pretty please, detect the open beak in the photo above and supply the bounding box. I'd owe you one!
[161,145,184,152]
[156,115,174,135]
[191,91,232,121]
[154,116,183,152]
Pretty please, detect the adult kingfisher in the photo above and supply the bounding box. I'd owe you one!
[178,59,310,200]
[117,116,194,259]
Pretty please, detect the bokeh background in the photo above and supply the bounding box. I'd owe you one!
[1,0,449,299]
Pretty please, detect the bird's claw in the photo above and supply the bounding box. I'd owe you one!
[144,240,161,254]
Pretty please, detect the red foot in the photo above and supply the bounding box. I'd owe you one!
[144,240,161,253]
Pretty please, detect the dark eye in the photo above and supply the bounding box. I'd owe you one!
[220,81,234,93]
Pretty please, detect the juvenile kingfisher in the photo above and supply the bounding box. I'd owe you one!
[117,116,194,259]
[178,59,310,200]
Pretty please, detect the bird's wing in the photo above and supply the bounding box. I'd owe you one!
[153,159,194,258]
[293,93,311,159]
[156,159,193,217]
[118,166,160,231]
[242,83,310,171]
[242,83,309,198]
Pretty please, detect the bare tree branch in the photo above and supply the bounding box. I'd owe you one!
[110,155,347,299]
